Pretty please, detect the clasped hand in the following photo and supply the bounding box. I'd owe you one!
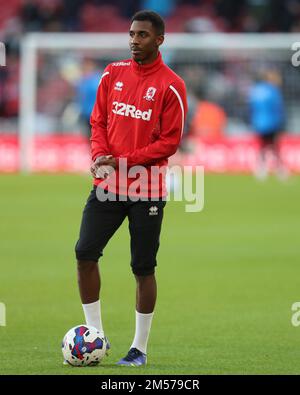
[90,155,117,179]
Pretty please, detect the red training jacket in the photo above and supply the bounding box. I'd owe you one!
[90,52,188,198]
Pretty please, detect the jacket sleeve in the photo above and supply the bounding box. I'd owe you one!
[90,66,111,161]
[117,79,188,167]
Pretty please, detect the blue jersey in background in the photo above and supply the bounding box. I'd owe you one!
[76,71,100,120]
[249,81,285,135]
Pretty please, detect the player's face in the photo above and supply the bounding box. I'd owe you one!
[129,20,164,64]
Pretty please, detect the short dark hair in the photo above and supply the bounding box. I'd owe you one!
[131,10,165,36]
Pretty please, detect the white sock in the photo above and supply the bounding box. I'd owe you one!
[130,311,154,354]
[82,300,104,337]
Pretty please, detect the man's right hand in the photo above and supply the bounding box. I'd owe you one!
[90,155,113,179]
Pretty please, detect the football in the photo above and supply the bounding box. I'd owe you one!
[62,325,107,366]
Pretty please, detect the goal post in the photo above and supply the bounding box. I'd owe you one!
[19,32,300,172]
[19,33,130,172]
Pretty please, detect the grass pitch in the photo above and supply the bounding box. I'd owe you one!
[0,173,300,375]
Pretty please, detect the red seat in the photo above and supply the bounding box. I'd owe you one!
[0,0,22,30]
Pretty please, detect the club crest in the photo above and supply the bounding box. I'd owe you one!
[144,87,157,101]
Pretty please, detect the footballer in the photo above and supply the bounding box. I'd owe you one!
[74,10,187,366]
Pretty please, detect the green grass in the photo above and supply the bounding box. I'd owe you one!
[0,173,300,375]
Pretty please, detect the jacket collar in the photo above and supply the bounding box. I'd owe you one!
[131,52,163,76]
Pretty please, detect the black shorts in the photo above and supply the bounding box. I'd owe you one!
[75,187,166,276]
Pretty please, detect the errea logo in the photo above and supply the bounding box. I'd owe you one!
[149,206,158,216]
[112,101,152,121]
[114,81,124,91]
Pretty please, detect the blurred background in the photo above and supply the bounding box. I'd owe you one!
[1,0,300,174]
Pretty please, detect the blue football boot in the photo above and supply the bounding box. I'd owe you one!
[116,347,147,366]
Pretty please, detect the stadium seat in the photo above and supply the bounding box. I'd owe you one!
[0,0,22,31]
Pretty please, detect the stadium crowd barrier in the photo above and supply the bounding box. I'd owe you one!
[0,134,299,173]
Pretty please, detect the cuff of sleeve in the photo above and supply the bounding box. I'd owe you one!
[92,153,106,161]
